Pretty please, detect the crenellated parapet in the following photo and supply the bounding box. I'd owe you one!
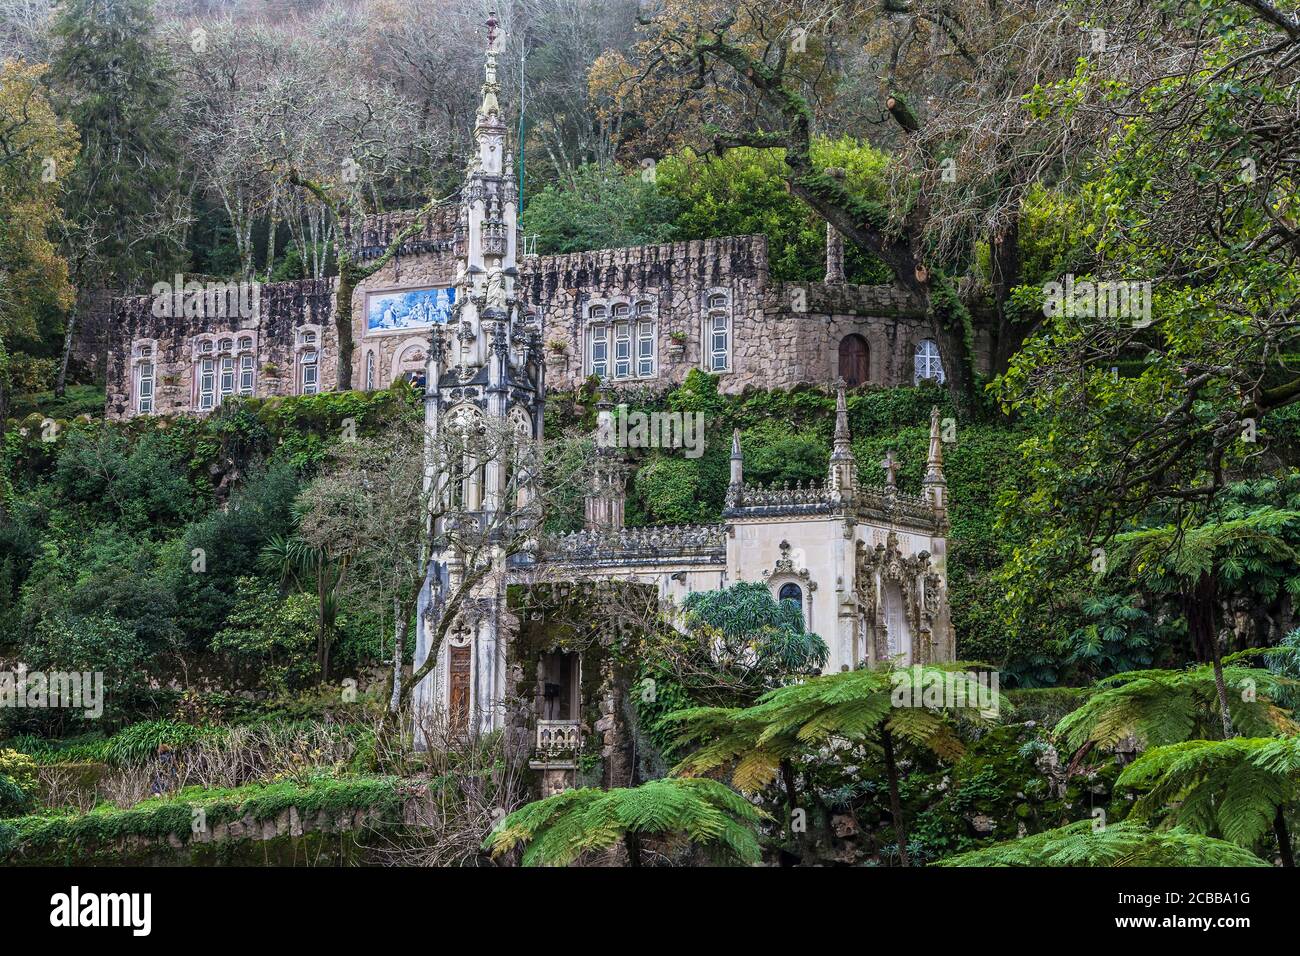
[349,206,462,261]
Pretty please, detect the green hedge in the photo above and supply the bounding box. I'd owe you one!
[3,775,403,862]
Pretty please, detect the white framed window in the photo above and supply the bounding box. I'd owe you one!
[708,314,730,372]
[237,336,253,351]
[200,340,214,354]
[303,330,317,345]
[705,291,731,373]
[136,361,154,414]
[613,321,631,378]
[219,355,235,400]
[587,299,657,381]
[239,354,254,395]
[198,358,216,410]
[637,319,655,377]
[914,338,945,384]
[218,338,233,353]
[589,324,608,379]
[300,349,319,395]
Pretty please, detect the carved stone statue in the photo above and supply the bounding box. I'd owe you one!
[485,265,506,312]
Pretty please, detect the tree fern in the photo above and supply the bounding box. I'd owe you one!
[1118,736,1300,862]
[484,778,766,867]
[937,819,1269,867]
[1054,661,1297,754]
[664,662,1009,864]
[667,663,1008,788]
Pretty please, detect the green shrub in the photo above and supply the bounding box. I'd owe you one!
[101,719,208,766]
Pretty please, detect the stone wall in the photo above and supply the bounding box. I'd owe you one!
[104,229,990,418]
[105,278,338,420]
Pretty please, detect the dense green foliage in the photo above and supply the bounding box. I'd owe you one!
[937,820,1270,868]
[0,388,412,733]
[486,777,766,866]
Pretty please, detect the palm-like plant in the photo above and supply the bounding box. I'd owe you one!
[665,663,1009,865]
[1105,511,1300,736]
[260,534,347,682]
[484,778,766,867]
[1117,736,1300,866]
[936,819,1269,867]
[1054,659,1297,757]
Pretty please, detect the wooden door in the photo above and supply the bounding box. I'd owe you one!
[449,644,471,732]
[838,334,869,387]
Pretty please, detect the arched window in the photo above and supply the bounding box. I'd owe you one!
[914,338,944,385]
[778,582,803,607]
[838,334,869,387]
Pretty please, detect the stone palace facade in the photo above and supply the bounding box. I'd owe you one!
[99,15,958,794]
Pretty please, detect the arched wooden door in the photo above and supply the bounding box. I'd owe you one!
[838,334,869,387]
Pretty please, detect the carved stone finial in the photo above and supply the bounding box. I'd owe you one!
[880,449,899,487]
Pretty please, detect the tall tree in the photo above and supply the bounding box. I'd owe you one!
[0,58,77,501]
[591,0,1087,413]
[48,0,188,395]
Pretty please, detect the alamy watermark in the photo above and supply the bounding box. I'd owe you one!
[151,274,260,320]
[890,665,1000,718]
[597,403,705,459]
[1042,274,1151,327]
[0,668,104,718]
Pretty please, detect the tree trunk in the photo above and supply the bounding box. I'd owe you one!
[55,295,80,397]
[989,216,1029,378]
[334,262,356,391]
[317,572,329,684]
[389,595,406,715]
[0,334,8,523]
[780,758,799,819]
[624,830,642,867]
[1275,806,1294,867]
[880,720,910,866]
[265,189,279,281]
[1190,574,1234,738]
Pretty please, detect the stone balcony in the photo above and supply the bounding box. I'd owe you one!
[530,719,582,771]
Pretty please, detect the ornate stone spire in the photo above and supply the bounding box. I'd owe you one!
[726,428,745,509]
[586,393,626,532]
[922,405,947,511]
[828,378,856,496]
[477,11,502,129]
